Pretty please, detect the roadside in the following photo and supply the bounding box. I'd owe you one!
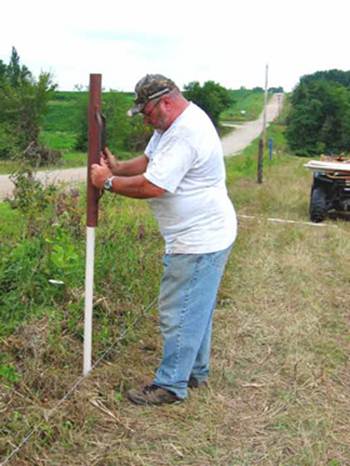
[2,116,350,464]
[0,94,284,201]
[2,150,349,465]
[0,166,87,201]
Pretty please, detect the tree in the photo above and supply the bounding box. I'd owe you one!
[299,69,350,88]
[286,77,350,155]
[268,86,284,93]
[6,47,30,87]
[0,47,56,160]
[183,81,233,127]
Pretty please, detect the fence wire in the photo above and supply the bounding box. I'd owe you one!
[1,296,158,466]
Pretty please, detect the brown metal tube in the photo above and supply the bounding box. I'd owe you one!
[87,74,102,227]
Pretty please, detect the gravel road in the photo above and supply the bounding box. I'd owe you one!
[222,93,283,156]
[0,94,283,200]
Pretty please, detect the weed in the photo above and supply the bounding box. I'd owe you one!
[0,363,21,384]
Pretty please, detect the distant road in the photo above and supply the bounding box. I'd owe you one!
[0,167,87,200]
[0,94,284,200]
[222,93,284,156]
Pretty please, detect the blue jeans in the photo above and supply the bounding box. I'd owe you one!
[153,245,232,399]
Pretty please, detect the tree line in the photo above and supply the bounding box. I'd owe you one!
[286,69,350,155]
[2,48,288,165]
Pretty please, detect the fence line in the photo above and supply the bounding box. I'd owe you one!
[1,297,158,466]
[238,214,340,228]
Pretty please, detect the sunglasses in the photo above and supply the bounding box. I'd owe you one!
[141,97,162,117]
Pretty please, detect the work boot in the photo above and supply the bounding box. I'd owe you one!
[188,376,209,389]
[127,384,182,405]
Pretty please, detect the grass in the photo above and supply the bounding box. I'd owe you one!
[1,120,350,465]
[43,93,84,133]
[0,202,24,238]
[39,130,78,151]
[0,151,87,174]
[0,160,18,175]
[221,89,266,122]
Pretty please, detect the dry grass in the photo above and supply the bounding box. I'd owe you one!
[1,153,350,465]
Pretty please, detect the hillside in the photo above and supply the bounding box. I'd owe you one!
[221,88,266,122]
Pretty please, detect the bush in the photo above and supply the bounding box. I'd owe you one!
[0,172,162,340]
[1,173,84,336]
[286,78,350,155]
[183,80,233,127]
[0,47,56,161]
[21,141,62,166]
[8,165,58,231]
[0,124,17,159]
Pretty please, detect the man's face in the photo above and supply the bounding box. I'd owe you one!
[142,97,169,131]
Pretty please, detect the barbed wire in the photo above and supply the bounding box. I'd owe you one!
[1,296,158,466]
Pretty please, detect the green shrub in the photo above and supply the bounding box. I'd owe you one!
[0,124,17,159]
[286,72,350,155]
[184,80,233,127]
[0,48,56,160]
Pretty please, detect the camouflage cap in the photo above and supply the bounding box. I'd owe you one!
[128,74,178,116]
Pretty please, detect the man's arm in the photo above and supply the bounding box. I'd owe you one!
[91,157,165,199]
[103,147,149,176]
[109,174,165,199]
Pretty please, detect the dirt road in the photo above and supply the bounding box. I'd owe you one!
[222,92,283,156]
[0,94,283,200]
[0,167,88,200]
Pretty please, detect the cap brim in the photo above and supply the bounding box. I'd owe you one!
[127,103,144,117]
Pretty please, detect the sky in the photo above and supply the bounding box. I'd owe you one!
[1,0,349,93]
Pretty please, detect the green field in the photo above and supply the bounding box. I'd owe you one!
[40,91,135,167]
[221,88,266,121]
[40,91,86,158]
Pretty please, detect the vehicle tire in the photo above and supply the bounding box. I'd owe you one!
[309,186,327,222]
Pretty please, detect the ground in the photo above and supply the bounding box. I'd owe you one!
[1,154,350,465]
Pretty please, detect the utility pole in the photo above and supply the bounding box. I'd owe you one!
[262,63,269,146]
[257,64,269,184]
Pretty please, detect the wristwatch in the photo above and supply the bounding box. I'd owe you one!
[103,176,115,192]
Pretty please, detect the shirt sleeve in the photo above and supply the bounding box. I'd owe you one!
[144,136,196,194]
[145,131,160,160]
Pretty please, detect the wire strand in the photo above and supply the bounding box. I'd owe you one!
[1,296,158,466]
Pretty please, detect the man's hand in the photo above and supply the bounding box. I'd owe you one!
[91,157,165,198]
[102,147,119,174]
[91,157,113,189]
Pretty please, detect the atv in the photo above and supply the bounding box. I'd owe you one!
[305,157,350,222]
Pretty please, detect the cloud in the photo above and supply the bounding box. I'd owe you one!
[1,0,349,92]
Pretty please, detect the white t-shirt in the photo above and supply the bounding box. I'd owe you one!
[144,102,237,254]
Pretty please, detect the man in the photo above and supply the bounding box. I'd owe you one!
[91,74,237,405]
